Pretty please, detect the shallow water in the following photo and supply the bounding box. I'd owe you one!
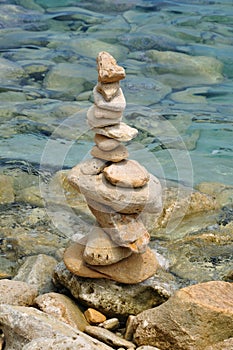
[0,0,232,186]
[0,0,232,282]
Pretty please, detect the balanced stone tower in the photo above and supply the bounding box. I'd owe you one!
[64,52,162,284]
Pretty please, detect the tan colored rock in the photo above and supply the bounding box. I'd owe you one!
[87,199,150,251]
[96,81,120,101]
[103,159,149,188]
[0,304,113,350]
[93,86,126,112]
[83,226,132,265]
[87,105,122,128]
[63,243,106,279]
[35,292,89,331]
[97,51,125,83]
[80,158,107,175]
[94,105,122,119]
[204,338,233,350]
[67,165,162,214]
[84,308,106,324]
[85,325,136,348]
[0,279,37,306]
[100,318,120,330]
[90,247,159,284]
[94,133,120,151]
[93,122,138,142]
[64,243,159,284]
[91,144,128,162]
[133,281,233,350]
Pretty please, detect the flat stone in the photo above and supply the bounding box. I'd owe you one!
[35,292,89,332]
[103,159,150,188]
[94,133,120,151]
[89,247,159,284]
[96,81,120,101]
[87,105,122,128]
[91,144,128,162]
[94,105,122,119]
[63,243,106,279]
[83,226,132,265]
[0,279,37,306]
[64,243,159,284]
[133,281,233,349]
[84,308,106,325]
[93,122,138,142]
[85,325,136,349]
[87,199,150,252]
[80,158,108,175]
[67,165,162,214]
[97,51,126,83]
[93,86,126,112]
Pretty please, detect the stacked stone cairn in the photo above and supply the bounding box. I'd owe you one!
[65,51,163,284]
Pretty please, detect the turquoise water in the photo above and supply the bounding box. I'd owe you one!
[0,0,232,187]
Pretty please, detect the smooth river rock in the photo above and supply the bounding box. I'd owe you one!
[103,159,149,188]
[90,144,128,162]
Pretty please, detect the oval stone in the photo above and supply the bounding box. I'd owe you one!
[103,159,150,188]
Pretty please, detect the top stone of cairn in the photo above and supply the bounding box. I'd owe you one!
[97,51,126,83]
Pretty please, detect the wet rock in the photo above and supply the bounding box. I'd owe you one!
[0,279,37,306]
[84,308,106,324]
[0,175,14,204]
[133,281,233,349]
[85,325,136,349]
[14,254,58,294]
[144,50,223,88]
[166,221,233,283]
[35,292,89,331]
[53,261,172,320]
[196,181,233,208]
[0,304,112,350]
[15,185,44,207]
[43,62,95,98]
[121,76,171,106]
[0,57,25,82]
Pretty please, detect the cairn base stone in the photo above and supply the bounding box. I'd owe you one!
[64,243,159,284]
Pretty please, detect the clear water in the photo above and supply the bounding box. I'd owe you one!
[0,0,232,188]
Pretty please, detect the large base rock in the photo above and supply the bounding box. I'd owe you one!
[53,261,174,320]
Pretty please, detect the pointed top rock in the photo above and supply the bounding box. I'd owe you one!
[97,51,126,83]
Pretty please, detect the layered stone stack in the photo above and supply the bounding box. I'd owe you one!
[64,51,162,284]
